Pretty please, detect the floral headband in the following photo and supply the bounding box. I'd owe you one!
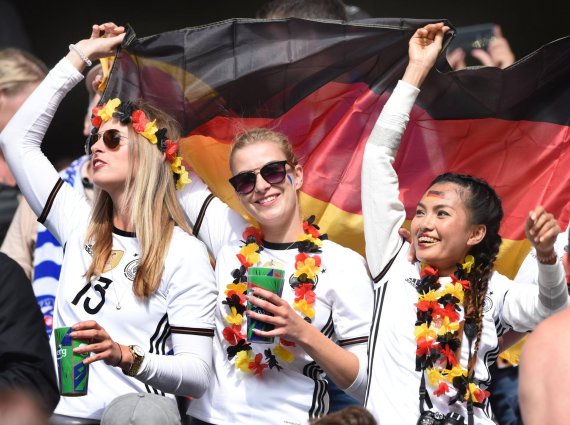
[89,98,190,190]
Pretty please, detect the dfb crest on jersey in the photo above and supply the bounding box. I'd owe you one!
[124,259,139,281]
[483,295,493,313]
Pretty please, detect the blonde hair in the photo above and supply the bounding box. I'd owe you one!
[229,128,298,171]
[0,48,47,95]
[85,100,191,298]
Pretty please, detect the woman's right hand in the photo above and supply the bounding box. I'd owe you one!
[525,206,560,262]
[66,23,125,71]
[402,22,450,89]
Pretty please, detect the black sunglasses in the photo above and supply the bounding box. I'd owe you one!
[85,129,128,155]
[229,160,290,195]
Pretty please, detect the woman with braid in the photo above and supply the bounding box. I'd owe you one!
[361,23,568,424]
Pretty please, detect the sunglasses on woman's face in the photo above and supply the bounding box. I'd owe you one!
[84,129,129,155]
[229,160,290,195]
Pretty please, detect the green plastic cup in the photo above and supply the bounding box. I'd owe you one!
[54,327,89,396]
[247,267,285,343]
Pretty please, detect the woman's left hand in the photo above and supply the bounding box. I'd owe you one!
[525,206,561,256]
[246,287,309,343]
[70,320,122,366]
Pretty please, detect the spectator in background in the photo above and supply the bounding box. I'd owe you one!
[0,252,59,415]
[310,406,377,425]
[447,25,516,70]
[519,304,570,425]
[0,48,47,245]
[0,389,50,425]
[1,63,99,338]
[0,1,31,51]
[518,221,569,425]
[256,0,347,20]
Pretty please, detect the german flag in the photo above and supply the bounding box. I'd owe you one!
[103,17,570,281]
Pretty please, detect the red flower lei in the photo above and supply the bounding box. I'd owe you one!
[222,216,327,376]
[414,256,491,406]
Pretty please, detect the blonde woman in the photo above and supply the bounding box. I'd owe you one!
[0,24,217,423]
[187,128,373,425]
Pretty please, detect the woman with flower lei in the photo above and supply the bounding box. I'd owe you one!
[361,23,568,425]
[0,24,217,423]
[188,128,373,425]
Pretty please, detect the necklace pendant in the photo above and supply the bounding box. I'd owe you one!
[116,304,122,310]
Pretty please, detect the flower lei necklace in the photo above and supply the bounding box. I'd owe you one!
[222,215,327,376]
[414,255,491,406]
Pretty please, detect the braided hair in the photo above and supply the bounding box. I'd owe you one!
[430,173,503,368]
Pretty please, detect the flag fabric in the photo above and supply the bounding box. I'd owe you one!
[103,17,570,282]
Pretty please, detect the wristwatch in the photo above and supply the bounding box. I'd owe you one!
[125,345,145,377]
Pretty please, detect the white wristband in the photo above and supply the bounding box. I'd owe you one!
[68,44,92,67]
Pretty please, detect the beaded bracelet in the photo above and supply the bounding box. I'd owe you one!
[537,250,558,264]
[69,44,92,67]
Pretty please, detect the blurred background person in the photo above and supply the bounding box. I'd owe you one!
[256,0,348,20]
[0,252,59,416]
[0,48,47,244]
[447,24,515,70]
[1,62,99,338]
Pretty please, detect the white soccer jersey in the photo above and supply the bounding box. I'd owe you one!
[177,171,246,260]
[188,238,373,425]
[47,203,216,419]
[0,58,218,420]
[361,81,567,425]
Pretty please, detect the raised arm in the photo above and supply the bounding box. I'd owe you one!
[362,23,449,279]
[177,171,247,260]
[0,24,124,242]
[500,207,568,330]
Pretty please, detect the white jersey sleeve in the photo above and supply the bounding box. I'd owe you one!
[515,226,568,285]
[0,58,90,244]
[361,80,419,280]
[489,266,568,333]
[328,248,373,400]
[177,171,246,260]
[136,230,217,397]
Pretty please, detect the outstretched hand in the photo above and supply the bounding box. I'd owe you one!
[525,206,560,260]
[402,22,450,88]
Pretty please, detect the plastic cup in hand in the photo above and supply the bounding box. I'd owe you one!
[54,327,89,396]
[246,267,285,344]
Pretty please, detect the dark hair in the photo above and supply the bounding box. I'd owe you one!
[257,0,347,20]
[430,173,503,371]
[310,406,377,425]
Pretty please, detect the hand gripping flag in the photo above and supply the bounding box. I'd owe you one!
[102,18,570,282]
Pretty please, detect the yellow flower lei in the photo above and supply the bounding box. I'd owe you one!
[415,256,490,407]
[222,217,326,376]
